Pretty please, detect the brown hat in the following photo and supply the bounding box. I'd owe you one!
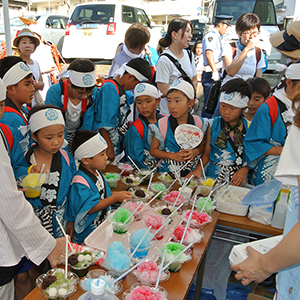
[13,28,40,48]
[270,21,300,60]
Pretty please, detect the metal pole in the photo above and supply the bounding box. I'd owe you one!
[3,0,12,56]
[201,0,205,15]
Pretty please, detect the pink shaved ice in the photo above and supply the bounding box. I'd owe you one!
[126,286,167,300]
[163,191,185,206]
[173,225,192,241]
[185,211,210,225]
[135,261,158,283]
[143,214,165,230]
[172,225,203,244]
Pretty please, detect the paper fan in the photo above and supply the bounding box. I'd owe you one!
[175,124,203,149]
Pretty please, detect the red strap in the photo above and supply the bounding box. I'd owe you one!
[61,80,87,115]
[0,123,14,151]
[62,80,68,113]
[266,96,278,128]
[4,107,28,125]
[132,118,144,139]
[102,79,119,95]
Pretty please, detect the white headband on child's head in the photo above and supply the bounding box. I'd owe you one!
[134,82,162,99]
[29,108,65,133]
[2,62,32,87]
[115,63,149,82]
[219,91,249,108]
[0,78,6,101]
[168,78,194,100]
[69,70,96,88]
[285,63,300,80]
[74,133,107,161]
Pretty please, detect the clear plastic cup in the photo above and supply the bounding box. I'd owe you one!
[107,210,134,234]
[105,173,119,189]
[20,173,47,198]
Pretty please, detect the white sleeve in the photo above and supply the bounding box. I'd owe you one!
[155,55,174,84]
[257,48,266,69]
[0,139,56,266]
[274,125,300,186]
[222,42,232,58]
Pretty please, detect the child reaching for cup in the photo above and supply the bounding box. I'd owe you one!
[65,130,131,244]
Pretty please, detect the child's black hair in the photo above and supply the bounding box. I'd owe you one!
[68,58,95,73]
[246,77,271,99]
[71,130,98,156]
[28,104,61,136]
[125,58,152,81]
[0,56,30,80]
[167,76,196,99]
[220,78,252,99]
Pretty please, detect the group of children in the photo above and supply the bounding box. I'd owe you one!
[1,20,300,299]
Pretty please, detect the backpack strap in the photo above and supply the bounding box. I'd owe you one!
[61,80,68,114]
[158,116,169,141]
[192,115,203,129]
[4,107,28,125]
[160,53,189,78]
[0,124,14,152]
[71,174,90,188]
[102,79,120,96]
[266,96,278,128]
[59,149,70,167]
[132,118,144,139]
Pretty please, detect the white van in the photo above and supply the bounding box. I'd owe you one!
[62,1,161,61]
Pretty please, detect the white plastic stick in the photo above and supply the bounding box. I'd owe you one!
[116,169,124,180]
[111,258,146,284]
[55,216,74,252]
[123,202,144,224]
[199,158,206,180]
[37,163,45,186]
[155,249,166,292]
[65,236,68,279]
[172,175,193,210]
[171,161,182,185]
[181,194,197,244]
[146,173,154,196]
[128,156,142,174]
[140,191,163,212]
[162,242,193,272]
[129,226,152,259]
[167,160,191,191]
[140,166,157,183]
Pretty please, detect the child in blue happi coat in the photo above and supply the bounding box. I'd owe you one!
[65,130,131,244]
[93,58,152,163]
[125,82,163,169]
[0,56,34,153]
[0,78,41,180]
[25,104,76,237]
[191,78,252,186]
[244,61,300,186]
[150,77,209,177]
[45,59,97,149]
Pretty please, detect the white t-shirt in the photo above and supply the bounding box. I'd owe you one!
[274,124,300,186]
[156,49,197,115]
[64,101,81,133]
[221,42,266,86]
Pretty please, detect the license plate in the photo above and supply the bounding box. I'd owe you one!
[81,30,92,37]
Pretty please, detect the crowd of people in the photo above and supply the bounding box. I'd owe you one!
[0,12,300,299]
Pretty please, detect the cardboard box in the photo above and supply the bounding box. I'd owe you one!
[247,285,275,300]
[229,235,282,266]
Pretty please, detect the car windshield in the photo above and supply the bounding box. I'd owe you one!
[70,4,115,25]
[213,0,276,25]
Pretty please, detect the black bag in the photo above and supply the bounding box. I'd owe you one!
[205,79,222,114]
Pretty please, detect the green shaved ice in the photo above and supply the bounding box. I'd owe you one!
[152,183,166,192]
[46,270,72,292]
[112,207,132,224]
[196,197,213,211]
[165,174,174,181]
[105,173,118,180]
[161,242,185,256]
[74,251,93,268]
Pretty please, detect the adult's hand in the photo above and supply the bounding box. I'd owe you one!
[47,237,66,268]
[231,246,272,285]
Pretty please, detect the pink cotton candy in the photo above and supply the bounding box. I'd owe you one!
[126,286,167,300]
[185,211,210,225]
[143,214,165,230]
[173,225,192,241]
[163,191,185,205]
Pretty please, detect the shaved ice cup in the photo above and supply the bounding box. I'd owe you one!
[134,169,152,185]
[122,283,168,300]
[36,268,78,300]
[19,173,47,198]
[68,248,94,277]
[183,210,213,230]
[118,163,134,176]
[121,199,145,221]
[142,214,166,240]
[105,173,119,189]
[128,228,153,259]
[150,183,167,200]
[107,209,134,234]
